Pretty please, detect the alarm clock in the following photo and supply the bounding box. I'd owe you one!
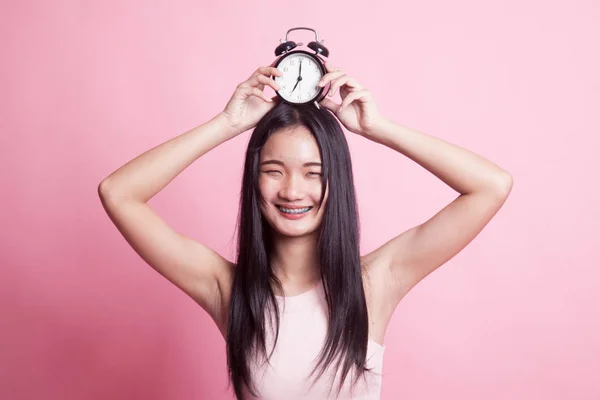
[271,27,331,109]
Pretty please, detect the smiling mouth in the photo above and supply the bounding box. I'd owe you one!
[276,206,313,215]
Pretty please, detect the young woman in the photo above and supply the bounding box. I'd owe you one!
[98,62,513,399]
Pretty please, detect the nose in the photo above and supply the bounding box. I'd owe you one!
[278,173,305,201]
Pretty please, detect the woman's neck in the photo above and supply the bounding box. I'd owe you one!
[270,233,321,285]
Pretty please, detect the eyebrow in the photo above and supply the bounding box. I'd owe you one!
[260,160,322,167]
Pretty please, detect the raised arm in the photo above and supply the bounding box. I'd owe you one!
[97,65,282,334]
[98,113,239,327]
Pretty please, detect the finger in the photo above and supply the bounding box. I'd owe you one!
[319,69,345,88]
[244,86,273,103]
[254,87,274,102]
[258,74,281,91]
[246,73,281,92]
[259,66,283,84]
[339,89,370,111]
[319,97,341,113]
[251,67,282,84]
[319,61,344,85]
[328,75,364,97]
[253,66,283,78]
[323,60,341,73]
[263,66,283,77]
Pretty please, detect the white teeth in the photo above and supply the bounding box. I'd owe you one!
[278,206,311,214]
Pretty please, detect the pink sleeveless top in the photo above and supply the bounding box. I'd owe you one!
[243,279,385,399]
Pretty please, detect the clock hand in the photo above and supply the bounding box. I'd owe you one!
[291,60,303,92]
[292,77,301,92]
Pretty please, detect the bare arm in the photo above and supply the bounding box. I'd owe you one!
[98,113,240,327]
[363,117,512,301]
[97,66,281,331]
[99,113,238,203]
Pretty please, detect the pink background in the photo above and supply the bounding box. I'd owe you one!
[2,1,599,399]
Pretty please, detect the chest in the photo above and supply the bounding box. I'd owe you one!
[244,298,385,400]
[215,264,400,347]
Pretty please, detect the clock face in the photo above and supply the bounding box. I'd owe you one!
[273,52,325,104]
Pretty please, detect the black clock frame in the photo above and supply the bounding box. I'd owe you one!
[272,49,330,106]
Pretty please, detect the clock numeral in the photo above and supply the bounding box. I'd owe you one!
[283,67,288,72]
[290,60,295,66]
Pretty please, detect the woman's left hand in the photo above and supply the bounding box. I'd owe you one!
[318,62,384,136]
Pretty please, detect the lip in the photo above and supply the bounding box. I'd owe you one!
[277,206,312,220]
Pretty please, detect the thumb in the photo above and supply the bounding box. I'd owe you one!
[319,97,340,113]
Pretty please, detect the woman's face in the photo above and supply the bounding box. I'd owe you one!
[258,125,329,238]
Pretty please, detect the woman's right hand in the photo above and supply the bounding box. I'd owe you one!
[220,66,283,136]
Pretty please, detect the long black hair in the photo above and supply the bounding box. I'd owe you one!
[226,101,376,399]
